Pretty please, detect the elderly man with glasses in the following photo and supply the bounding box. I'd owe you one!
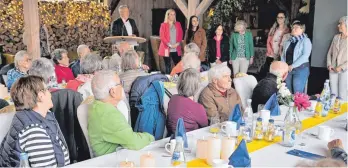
[6,50,32,90]
[88,70,154,157]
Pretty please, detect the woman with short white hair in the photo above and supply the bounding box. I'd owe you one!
[66,53,103,98]
[327,16,348,101]
[28,58,58,90]
[198,63,242,121]
[229,20,254,75]
[170,43,200,76]
[119,50,149,99]
[6,50,32,89]
[102,53,122,73]
[167,68,208,134]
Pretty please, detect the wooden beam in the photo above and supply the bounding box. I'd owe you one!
[23,0,40,59]
[188,0,199,19]
[174,0,188,18]
[195,0,214,16]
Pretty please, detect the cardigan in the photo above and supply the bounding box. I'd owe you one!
[88,100,154,157]
[230,31,254,60]
[207,34,230,63]
[266,27,290,57]
[327,34,347,70]
[158,22,183,56]
[167,95,208,134]
[184,27,208,62]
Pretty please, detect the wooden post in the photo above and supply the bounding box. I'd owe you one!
[23,0,40,59]
[174,0,214,27]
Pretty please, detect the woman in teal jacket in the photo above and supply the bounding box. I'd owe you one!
[229,20,254,76]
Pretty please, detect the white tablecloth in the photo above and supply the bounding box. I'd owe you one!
[68,107,347,167]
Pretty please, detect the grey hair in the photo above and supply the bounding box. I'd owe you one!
[291,20,306,32]
[234,20,248,32]
[182,52,201,71]
[28,58,55,83]
[77,44,89,57]
[339,16,348,27]
[118,5,129,12]
[177,68,200,97]
[269,67,282,77]
[102,53,122,72]
[91,70,118,100]
[184,43,200,56]
[80,53,103,74]
[121,50,139,71]
[14,50,29,68]
[208,63,231,83]
[51,48,68,65]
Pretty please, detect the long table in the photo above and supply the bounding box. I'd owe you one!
[68,106,347,167]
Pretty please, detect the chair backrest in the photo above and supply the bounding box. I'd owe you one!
[233,75,258,108]
[0,111,15,142]
[76,103,94,158]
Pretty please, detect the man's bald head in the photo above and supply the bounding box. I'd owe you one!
[270,61,289,81]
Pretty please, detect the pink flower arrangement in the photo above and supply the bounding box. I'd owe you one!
[294,92,311,111]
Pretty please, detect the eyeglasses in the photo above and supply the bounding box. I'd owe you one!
[277,17,285,19]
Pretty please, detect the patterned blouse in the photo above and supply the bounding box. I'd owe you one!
[237,34,246,58]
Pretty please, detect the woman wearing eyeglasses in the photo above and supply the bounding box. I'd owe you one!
[281,20,312,93]
[260,11,290,79]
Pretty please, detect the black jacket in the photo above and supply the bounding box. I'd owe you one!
[111,18,139,36]
[51,89,90,162]
[251,73,278,112]
[207,34,230,63]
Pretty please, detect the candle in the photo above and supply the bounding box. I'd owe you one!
[196,136,208,159]
[221,135,236,161]
[119,158,135,168]
[140,152,156,167]
[206,134,221,165]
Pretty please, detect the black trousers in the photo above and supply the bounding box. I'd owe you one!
[163,52,181,74]
[259,57,274,80]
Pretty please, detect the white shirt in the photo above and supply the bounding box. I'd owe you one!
[124,20,133,36]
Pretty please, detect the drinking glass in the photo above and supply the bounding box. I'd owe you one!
[257,104,265,115]
[209,117,221,134]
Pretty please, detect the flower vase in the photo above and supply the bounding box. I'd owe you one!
[282,102,302,147]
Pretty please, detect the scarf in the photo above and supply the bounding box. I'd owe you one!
[290,33,307,43]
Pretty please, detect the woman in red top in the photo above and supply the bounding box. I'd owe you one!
[158,9,183,74]
[51,49,75,83]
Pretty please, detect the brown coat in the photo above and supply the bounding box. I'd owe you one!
[184,27,207,62]
[198,83,242,122]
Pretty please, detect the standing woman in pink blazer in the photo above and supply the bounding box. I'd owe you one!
[158,9,184,74]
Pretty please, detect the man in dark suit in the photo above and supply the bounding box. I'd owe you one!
[111,5,139,37]
[251,61,289,112]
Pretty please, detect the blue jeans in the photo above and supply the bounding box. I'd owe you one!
[285,66,310,94]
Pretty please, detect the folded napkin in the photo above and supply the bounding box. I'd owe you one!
[228,104,243,129]
[229,140,251,167]
[175,118,188,148]
[264,93,281,116]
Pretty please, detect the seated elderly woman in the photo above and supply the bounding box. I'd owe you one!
[198,63,242,122]
[66,53,103,97]
[167,68,208,134]
[0,76,70,167]
[102,53,122,73]
[6,50,32,89]
[51,49,75,83]
[28,58,59,91]
[170,43,200,76]
[119,50,149,99]
[88,70,154,157]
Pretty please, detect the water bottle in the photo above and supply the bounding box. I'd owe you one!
[282,102,297,147]
[320,80,331,117]
[171,136,186,167]
[243,99,253,125]
[19,153,30,168]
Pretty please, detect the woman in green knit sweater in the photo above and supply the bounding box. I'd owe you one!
[229,20,254,76]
